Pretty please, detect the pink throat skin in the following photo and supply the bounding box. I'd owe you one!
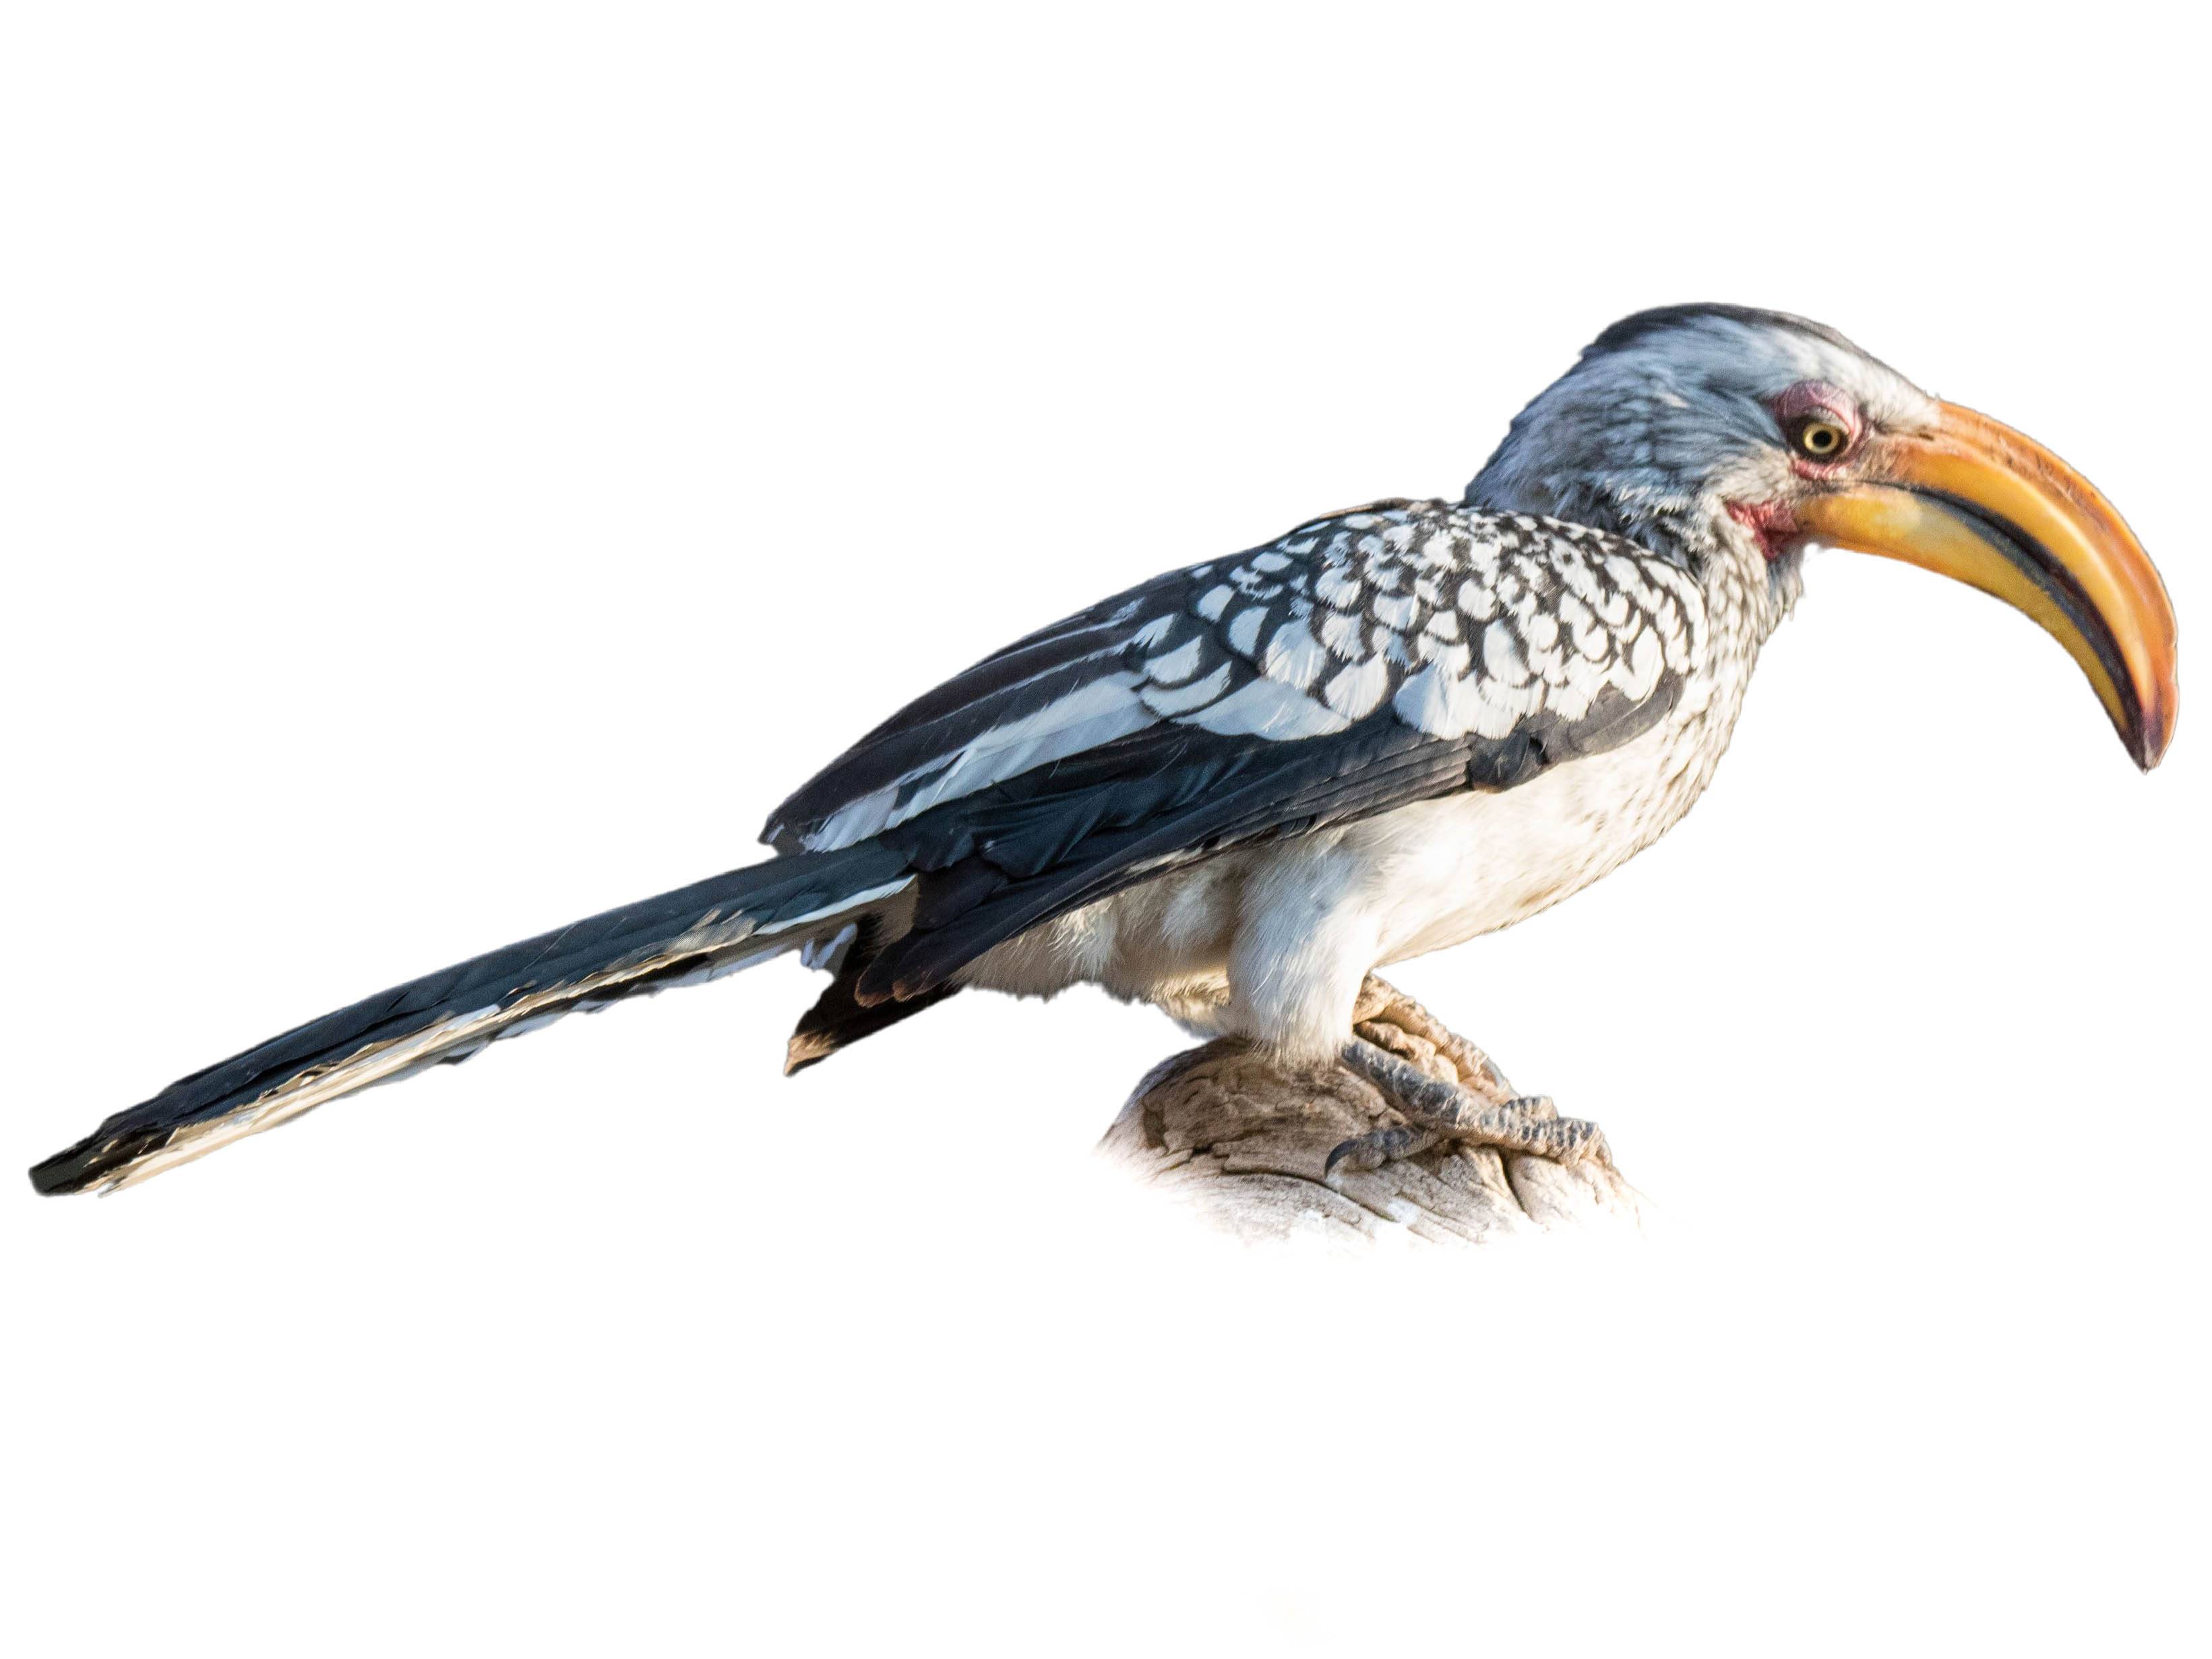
[1727,497,1800,562]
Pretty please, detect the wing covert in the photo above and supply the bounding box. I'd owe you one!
[764,500,1707,856]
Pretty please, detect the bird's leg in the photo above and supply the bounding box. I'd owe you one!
[1330,977,1606,1178]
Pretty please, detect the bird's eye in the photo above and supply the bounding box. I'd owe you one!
[1791,415,1850,460]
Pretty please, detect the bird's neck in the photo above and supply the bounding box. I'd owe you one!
[1461,466,1801,651]
[1467,477,1793,824]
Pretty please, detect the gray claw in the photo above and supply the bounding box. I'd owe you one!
[1326,1124,1440,1178]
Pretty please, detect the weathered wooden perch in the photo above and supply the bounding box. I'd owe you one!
[1098,1039,1652,1248]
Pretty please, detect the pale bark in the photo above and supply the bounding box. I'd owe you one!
[1097,1040,1651,1248]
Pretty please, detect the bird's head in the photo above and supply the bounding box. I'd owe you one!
[1468,303,2178,768]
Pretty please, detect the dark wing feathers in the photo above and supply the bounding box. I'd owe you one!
[764,568,1192,852]
[856,716,1456,1002]
[857,675,1682,1005]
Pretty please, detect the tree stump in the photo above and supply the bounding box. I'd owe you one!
[1097,1040,1652,1248]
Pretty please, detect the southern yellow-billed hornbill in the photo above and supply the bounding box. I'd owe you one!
[32,305,2179,1194]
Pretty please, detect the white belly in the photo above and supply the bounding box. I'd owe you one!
[1362,730,1709,962]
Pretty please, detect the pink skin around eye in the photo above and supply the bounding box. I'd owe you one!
[1772,380,1862,475]
[1729,381,1862,560]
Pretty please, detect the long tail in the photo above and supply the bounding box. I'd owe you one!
[30,844,914,1195]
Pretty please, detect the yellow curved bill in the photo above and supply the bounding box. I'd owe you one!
[1794,402,2178,768]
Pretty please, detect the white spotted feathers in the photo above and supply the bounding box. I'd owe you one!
[789,499,1707,852]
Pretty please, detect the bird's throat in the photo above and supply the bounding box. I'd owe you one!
[1725,498,1800,562]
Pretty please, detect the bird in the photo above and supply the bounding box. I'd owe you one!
[31,304,2180,1195]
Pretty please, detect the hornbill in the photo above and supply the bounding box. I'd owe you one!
[32,305,2180,1195]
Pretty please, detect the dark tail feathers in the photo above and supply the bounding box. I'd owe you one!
[30,843,912,1195]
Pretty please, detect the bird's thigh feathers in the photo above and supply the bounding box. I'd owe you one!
[959,814,1441,1062]
[962,830,1388,1061]
[1220,831,1392,1060]
[958,855,1246,1011]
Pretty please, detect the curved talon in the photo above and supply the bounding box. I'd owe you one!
[1325,1125,1430,1178]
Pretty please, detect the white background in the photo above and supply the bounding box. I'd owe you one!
[5,3,2205,1652]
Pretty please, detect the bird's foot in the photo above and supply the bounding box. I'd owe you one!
[1328,982,1609,1178]
[1350,975,1520,1104]
[1326,1043,1607,1177]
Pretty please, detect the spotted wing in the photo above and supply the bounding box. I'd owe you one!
[766,500,1702,856]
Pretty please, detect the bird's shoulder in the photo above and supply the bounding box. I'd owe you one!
[765,498,1704,853]
[1182,496,1709,723]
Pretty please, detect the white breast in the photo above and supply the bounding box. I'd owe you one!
[1359,712,1722,965]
